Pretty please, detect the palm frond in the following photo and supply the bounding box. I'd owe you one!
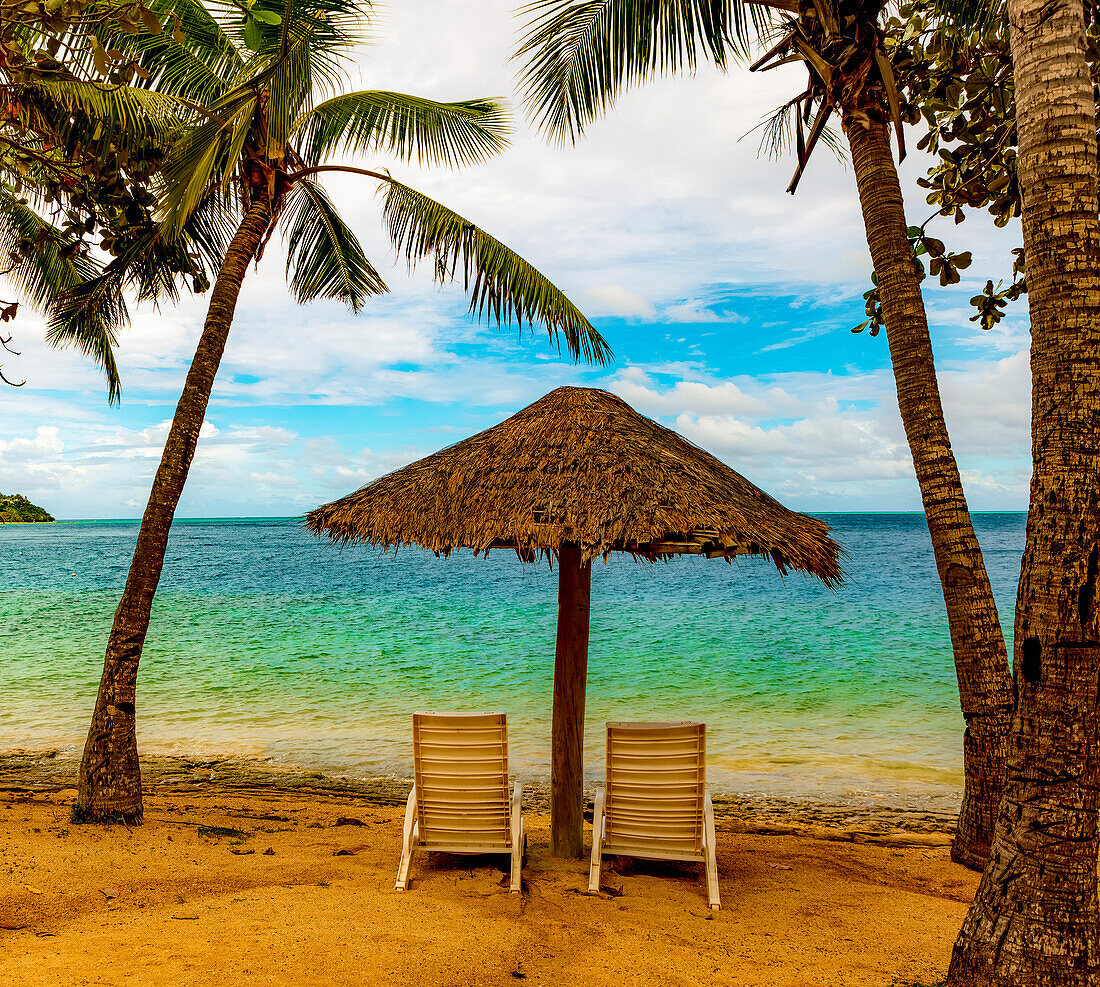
[48,186,232,382]
[784,99,833,192]
[283,178,387,309]
[0,192,126,402]
[516,0,768,143]
[258,0,338,154]
[218,0,362,156]
[296,92,510,168]
[15,80,184,146]
[45,269,127,403]
[181,183,240,275]
[381,177,612,365]
[63,0,244,104]
[127,0,245,105]
[752,94,844,162]
[212,0,366,55]
[158,95,257,233]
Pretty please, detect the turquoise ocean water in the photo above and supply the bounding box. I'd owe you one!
[1,514,1025,810]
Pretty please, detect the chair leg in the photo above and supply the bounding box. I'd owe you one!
[395,787,418,891]
[510,782,524,893]
[703,791,720,911]
[511,821,525,894]
[588,788,606,893]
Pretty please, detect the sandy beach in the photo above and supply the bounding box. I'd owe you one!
[0,761,975,987]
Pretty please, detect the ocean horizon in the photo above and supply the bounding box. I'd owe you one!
[30,510,1032,523]
[2,513,1026,812]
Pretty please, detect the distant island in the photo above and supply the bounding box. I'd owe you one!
[0,493,54,523]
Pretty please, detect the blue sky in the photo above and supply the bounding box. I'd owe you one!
[1,0,1030,519]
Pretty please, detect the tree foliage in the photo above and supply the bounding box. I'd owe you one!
[0,0,611,397]
[69,0,612,366]
[853,0,1100,337]
[0,2,217,399]
[516,0,1027,340]
[0,492,53,521]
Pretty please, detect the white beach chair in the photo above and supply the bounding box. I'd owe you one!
[395,712,525,892]
[588,720,720,910]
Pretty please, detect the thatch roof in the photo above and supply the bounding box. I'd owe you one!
[306,386,843,585]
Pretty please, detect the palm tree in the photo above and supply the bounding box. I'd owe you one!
[516,0,1012,869]
[72,0,611,823]
[945,0,1100,982]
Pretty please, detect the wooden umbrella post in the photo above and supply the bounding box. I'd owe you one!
[551,541,591,858]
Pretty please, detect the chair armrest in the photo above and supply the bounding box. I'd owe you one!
[592,786,607,841]
[401,785,418,854]
[702,788,720,910]
[588,787,607,893]
[511,781,523,843]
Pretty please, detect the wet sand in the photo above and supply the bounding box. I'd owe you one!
[0,750,961,844]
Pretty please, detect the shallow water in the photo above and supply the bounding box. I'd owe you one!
[0,513,1025,810]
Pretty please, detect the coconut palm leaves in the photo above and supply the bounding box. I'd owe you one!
[17,0,607,401]
[113,0,243,105]
[0,5,235,399]
[156,87,257,231]
[0,72,200,400]
[45,189,233,379]
[750,5,908,191]
[517,0,905,191]
[516,0,763,143]
[283,178,386,308]
[296,93,510,168]
[933,0,1007,28]
[382,179,612,363]
[0,192,125,400]
[13,80,181,145]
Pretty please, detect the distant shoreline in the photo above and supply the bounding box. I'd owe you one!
[0,493,55,523]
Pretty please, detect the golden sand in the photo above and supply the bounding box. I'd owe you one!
[0,788,975,986]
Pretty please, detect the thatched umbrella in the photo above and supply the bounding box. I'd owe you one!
[307,386,843,858]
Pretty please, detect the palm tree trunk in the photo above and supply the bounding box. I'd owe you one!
[843,115,1014,870]
[73,196,272,823]
[947,0,1100,981]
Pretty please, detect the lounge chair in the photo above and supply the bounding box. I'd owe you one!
[588,720,720,909]
[396,712,525,892]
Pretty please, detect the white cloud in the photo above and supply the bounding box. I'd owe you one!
[759,325,834,352]
[0,425,63,457]
[661,299,750,324]
[580,286,656,319]
[606,359,1029,510]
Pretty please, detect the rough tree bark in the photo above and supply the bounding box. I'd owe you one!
[74,196,273,823]
[948,0,1100,981]
[843,115,1015,870]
